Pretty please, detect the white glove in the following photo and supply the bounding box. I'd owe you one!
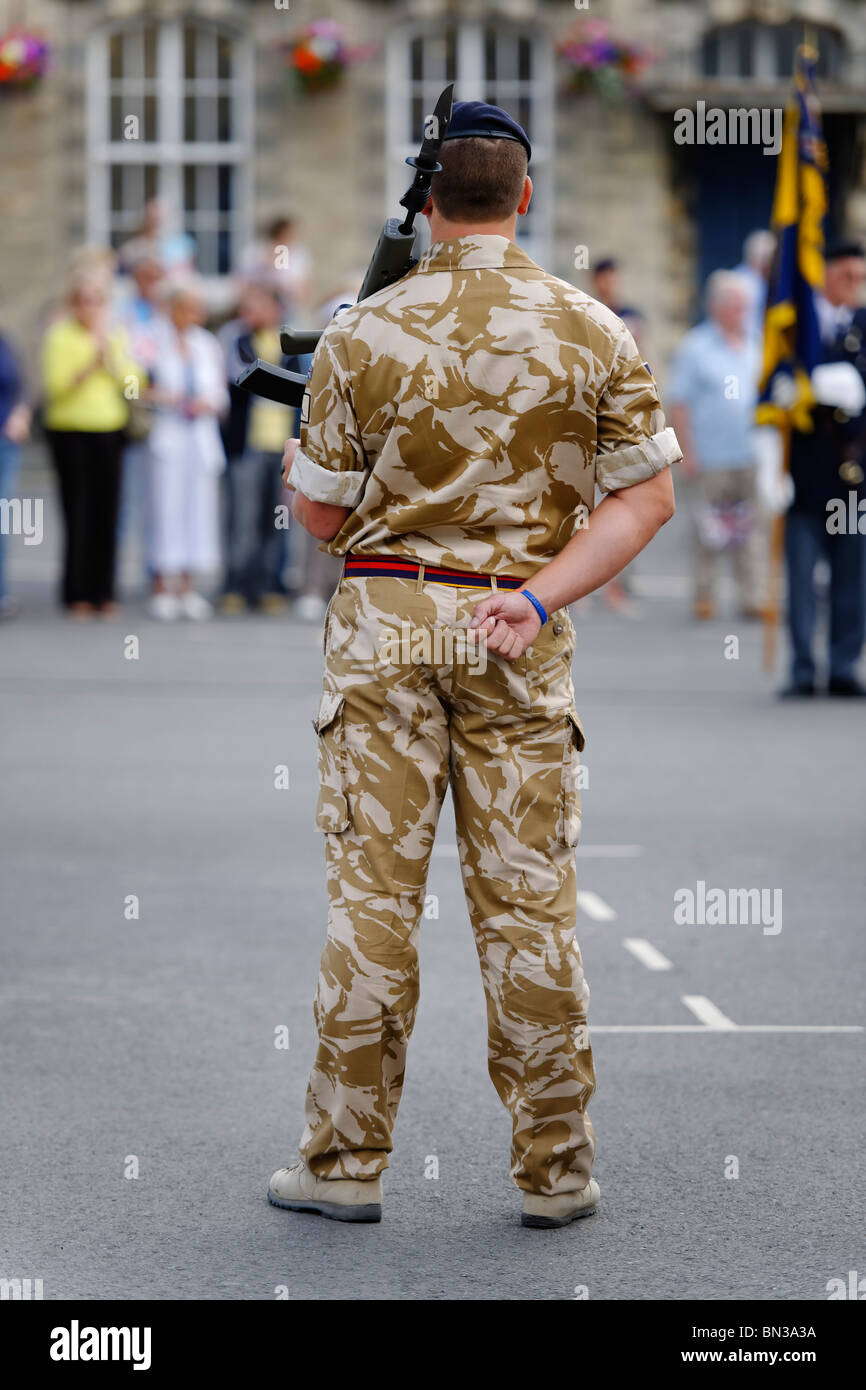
[751,426,794,517]
[811,362,866,415]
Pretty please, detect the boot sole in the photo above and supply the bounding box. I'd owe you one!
[268,1192,381,1223]
[521,1204,598,1229]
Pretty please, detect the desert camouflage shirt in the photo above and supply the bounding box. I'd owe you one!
[289,233,681,578]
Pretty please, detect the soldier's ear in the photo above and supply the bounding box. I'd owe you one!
[517,177,533,217]
[422,197,433,219]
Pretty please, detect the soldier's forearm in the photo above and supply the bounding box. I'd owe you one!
[525,471,676,612]
[291,490,351,540]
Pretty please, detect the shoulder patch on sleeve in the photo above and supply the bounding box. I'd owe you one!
[300,389,311,425]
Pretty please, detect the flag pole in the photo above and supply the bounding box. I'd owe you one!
[762,422,790,671]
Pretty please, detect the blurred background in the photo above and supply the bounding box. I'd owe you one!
[1,0,865,621]
[3,0,866,339]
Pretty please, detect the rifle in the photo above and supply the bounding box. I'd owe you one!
[235,84,454,408]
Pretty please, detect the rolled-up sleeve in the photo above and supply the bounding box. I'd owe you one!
[595,327,683,493]
[287,324,368,507]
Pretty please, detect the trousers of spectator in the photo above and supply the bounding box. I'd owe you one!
[48,429,124,608]
[693,464,763,608]
[117,440,151,582]
[223,449,284,603]
[146,433,220,576]
[785,508,866,686]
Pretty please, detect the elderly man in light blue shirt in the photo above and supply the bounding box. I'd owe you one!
[667,270,763,619]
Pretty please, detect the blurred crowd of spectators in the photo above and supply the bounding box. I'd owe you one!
[0,210,779,626]
[589,233,776,621]
[0,198,351,623]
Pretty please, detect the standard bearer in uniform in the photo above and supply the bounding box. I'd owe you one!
[782,240,866,698]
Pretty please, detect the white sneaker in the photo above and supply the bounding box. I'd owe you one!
[147,592,180,622]
[294,593,327,623]
[178,590,213,621]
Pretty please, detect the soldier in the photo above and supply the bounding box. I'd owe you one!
[268,101,679,1228]
[781,241,866,698]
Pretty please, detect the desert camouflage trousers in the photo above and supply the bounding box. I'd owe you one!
[299,570,596,1196]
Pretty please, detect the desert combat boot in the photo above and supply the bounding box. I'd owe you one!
[521,1178,601,1228]
[268,1160,382,1223]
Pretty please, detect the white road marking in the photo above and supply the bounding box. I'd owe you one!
[681,995,738,1030]
[579,891,617,921]
[591,1025,864,1034]
[432,844,642,860]
[623,938,673,971]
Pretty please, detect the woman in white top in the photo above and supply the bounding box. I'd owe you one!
[146,280,228,620]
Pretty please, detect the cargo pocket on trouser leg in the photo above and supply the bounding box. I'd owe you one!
[556,711,585,848]
[313,689,351,833]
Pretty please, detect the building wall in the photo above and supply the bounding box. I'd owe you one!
[2,0,865,377]
[1,0,85,366]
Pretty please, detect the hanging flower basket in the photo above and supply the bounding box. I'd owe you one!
[279,20,375,96]
[0,29,49,91]
[557,19,658,102]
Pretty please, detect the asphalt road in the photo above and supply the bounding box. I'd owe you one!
[1,470,864,1300]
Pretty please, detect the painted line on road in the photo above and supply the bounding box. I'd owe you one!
[591,1025,864,1034]
[623,938,674,971]
[431,844,642,860]
[682,995,738,1030]
[579,891,617,921]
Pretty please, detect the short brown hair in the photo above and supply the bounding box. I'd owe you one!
[431,137,527,222]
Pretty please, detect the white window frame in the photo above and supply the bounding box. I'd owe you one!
[709,21,843,82]
[386,21,553,266]
[86,16,253,274]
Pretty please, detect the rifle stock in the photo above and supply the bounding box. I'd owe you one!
[235,359,308,409]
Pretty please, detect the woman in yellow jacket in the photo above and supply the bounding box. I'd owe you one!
[42,272,139,616]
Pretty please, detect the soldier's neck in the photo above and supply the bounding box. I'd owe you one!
[426,215,517,245]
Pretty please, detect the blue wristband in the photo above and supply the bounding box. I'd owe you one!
[520,588,548,627]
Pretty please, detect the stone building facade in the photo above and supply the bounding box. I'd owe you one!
[2,0,865,371]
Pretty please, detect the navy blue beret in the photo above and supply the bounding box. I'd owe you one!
[825,239,865,263]
[442,100,531,163]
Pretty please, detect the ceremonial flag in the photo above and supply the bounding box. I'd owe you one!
[756,46,828,432]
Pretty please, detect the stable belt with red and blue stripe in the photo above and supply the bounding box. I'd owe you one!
[343,553,525,590]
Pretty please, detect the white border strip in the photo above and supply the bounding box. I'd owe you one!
[592,1025,864,1034]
